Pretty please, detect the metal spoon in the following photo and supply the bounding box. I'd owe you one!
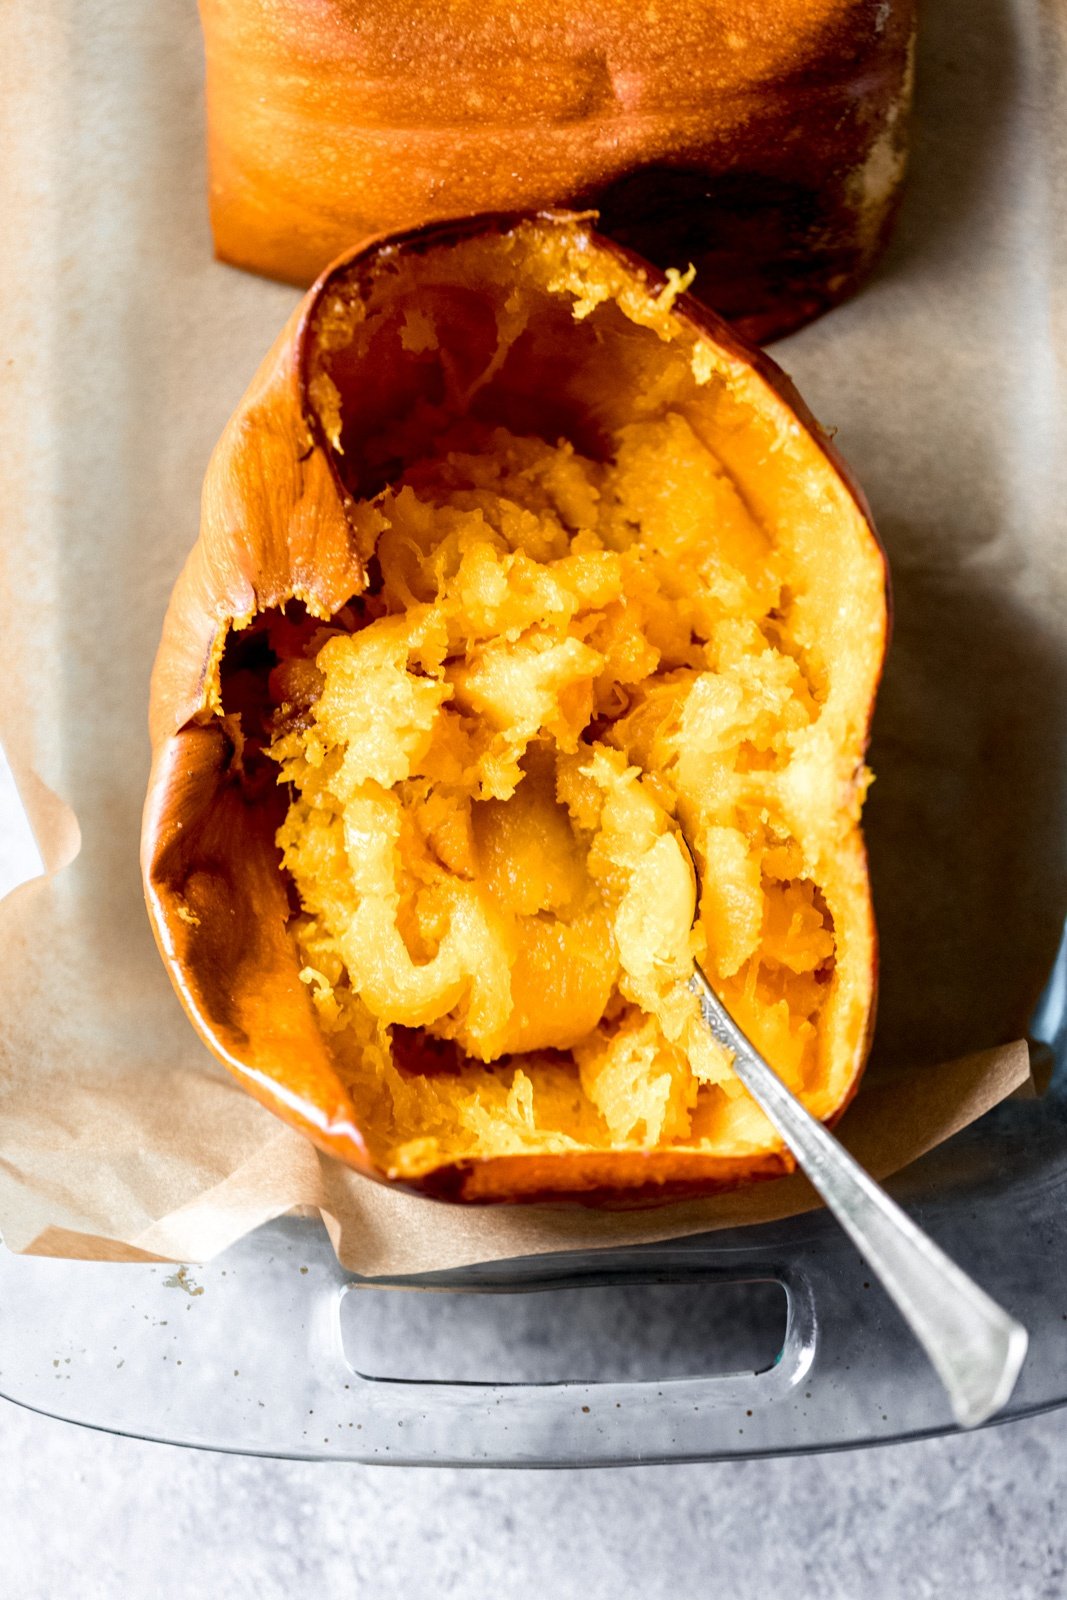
[683,859,1028,1427]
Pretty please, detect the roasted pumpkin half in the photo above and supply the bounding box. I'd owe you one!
[199,0,915,342]
[143,213,887,1203]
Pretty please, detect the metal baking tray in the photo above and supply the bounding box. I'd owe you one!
[1,0,1065,1463]
[0,983,1064,1465]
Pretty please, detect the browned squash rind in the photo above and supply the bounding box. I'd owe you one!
[199,0,915,341]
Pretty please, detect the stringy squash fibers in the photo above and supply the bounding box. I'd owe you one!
[263,229,879,1182]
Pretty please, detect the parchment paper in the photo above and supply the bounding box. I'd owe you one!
[0,0,1063,1277]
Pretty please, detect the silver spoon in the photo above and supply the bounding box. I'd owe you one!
[684,867,1028,1427]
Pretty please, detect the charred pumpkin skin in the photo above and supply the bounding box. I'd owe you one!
[142,212,887,1205]
[198,0,915,342]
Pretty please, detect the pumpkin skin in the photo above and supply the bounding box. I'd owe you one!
[142,212,887,1204]
[198,0,915,342]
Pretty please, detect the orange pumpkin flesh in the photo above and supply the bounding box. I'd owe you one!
[143,214,887,1203]
[198,0,915,342]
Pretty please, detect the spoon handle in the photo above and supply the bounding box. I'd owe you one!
[691,965,1028,1428]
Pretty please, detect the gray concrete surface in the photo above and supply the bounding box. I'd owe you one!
[1,1398,1064,1599]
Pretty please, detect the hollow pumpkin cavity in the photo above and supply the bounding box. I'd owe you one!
[245,222,884,1187]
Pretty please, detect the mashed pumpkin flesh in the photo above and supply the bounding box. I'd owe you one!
[268,411,851,1180]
